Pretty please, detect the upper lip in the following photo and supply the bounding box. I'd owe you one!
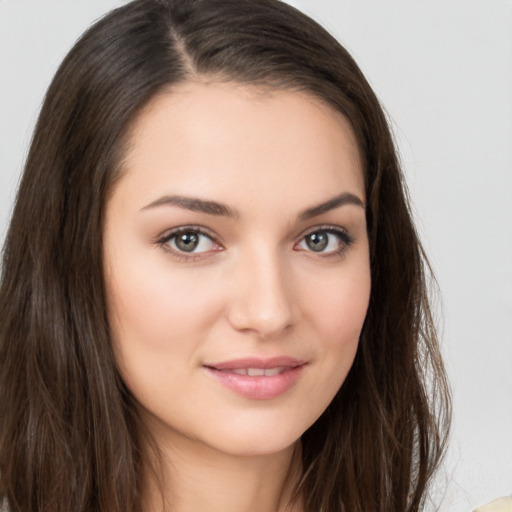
[205,357,306,371]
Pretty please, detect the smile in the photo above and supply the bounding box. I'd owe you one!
[204,357,307,400]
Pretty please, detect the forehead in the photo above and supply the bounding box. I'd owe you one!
[115,81,365,212]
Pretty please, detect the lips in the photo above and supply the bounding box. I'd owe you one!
[204,357,306,400]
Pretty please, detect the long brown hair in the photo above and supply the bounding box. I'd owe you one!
[0,1,451,511]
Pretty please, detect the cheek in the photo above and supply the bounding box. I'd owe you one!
[294,283,369,435]
[106,257,223,351]
[105,263,225,407]
[296,259,370,402]
[301,262,371,347]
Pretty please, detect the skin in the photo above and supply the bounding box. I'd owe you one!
[103,81,371,512]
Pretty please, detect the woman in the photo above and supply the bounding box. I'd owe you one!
[0,1,451,511]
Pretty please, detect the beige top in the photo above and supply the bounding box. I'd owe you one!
[474,497,512,512]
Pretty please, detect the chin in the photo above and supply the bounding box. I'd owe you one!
[192,409,320,459]
[206,431,301,459]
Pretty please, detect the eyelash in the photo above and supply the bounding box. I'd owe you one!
[295,225,355,258]
[156,224,354,262]
[156,226,222,262]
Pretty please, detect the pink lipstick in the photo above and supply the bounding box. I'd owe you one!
[204,357,306,400]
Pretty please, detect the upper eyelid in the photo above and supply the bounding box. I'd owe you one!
[156,225,221,244]
[296,223,351,240]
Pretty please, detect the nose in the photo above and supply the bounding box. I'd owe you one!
[226,248,297,339]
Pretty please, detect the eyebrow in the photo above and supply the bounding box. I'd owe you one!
[141,195,238,218]
[141,192,365,220]
[298,192,365,221]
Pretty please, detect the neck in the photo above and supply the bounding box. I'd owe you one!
[142,433,303,512]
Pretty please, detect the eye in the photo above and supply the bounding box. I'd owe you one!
[296,227,353,256]
[157,227,222,258]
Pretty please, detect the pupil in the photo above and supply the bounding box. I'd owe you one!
[306,232,328,252]
[176,232,199,252]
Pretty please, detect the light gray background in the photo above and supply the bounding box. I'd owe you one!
[0,1,511,510]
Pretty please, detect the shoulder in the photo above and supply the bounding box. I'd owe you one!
[473,497,512,512]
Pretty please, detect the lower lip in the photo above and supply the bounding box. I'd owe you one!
[204,365,306,400]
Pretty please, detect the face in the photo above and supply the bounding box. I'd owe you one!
[103,82,371,458]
